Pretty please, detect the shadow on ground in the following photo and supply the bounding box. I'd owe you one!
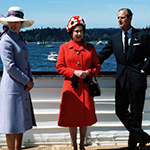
[96,145,150,150]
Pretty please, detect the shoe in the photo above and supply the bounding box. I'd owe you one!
[138,135,150,149]
[79,145,85,150]
[127,146,137,150]
[79,147,85,150]
[127,143,137,150]
[128,134,137,150]
[79,146,85,150]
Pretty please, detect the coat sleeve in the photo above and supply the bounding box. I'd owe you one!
[141,32,150,74]
[0,39,30,85]
[56,44,75,78]
[87,45,101,77]
[97,37,113,65]
[28,62,33,80]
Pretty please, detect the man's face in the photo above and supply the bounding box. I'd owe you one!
[118,9,132,31]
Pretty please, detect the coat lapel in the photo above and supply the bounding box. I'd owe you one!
[126,28,139,62]
[116,31,126,60]
[118,31,123,50]
[116,31,124,53]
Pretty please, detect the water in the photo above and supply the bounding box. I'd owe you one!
[0,42,117,72]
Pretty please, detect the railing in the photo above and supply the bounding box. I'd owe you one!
[0,71,116,76]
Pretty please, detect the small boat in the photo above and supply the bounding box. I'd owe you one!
[37,41,46,45]
[46,45,54,48]
[96,40,108,45]
[96,40,103,45]
[47,52,58,61]
[37,41,41,45]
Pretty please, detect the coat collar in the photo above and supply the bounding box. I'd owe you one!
[131,27,139,36]
[68,39,88,51]
[7,30,22,42]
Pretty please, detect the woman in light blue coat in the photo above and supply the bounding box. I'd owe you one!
[0,6,36,150]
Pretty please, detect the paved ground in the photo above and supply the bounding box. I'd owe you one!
[1,145,150,150]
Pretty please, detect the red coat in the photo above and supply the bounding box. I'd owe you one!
[56,40,101,127]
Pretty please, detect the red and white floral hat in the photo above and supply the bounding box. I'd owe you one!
[66,16,86,32]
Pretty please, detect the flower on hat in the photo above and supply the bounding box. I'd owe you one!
[66,16,86,32]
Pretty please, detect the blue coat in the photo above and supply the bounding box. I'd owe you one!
[0,30,36,134]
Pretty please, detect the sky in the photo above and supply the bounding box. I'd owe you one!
[0,0,150,31]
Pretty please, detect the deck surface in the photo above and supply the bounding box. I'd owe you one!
[1,145,150,150]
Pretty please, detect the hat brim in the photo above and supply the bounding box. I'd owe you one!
[0,16,34,28]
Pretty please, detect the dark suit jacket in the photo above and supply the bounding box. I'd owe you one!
[98,27,150,90]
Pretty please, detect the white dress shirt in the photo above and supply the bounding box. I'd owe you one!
[122,27,132,53]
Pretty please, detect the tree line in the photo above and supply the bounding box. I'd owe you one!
[20,27,150,43]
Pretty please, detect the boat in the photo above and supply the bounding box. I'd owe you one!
[96,40,108,45]
[46,45,54,48]
[37,41,46,45]
[96,40,103,45]
[47,52,58,61]
[37,41,41,45]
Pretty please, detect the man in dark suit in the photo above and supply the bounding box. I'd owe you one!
[98,8,150,150]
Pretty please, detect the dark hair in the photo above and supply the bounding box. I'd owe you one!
[118,8,133,18]
[0,25,9,39]
[68,24,85,37]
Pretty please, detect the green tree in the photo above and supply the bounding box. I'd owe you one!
[102,33,110,40]
[46,36,52,42]
[35,33,41,41]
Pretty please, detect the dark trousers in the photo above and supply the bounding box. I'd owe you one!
[115,80,148,147]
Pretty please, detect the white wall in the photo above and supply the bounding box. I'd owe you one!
[0,76,150,147]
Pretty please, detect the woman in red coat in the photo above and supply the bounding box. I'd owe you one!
[56,16,101,150]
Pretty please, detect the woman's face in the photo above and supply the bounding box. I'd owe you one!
[8,21,23,33]
[72,25,84,42]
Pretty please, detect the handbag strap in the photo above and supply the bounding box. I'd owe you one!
[90,51,98,82]
[91,68,98,82]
